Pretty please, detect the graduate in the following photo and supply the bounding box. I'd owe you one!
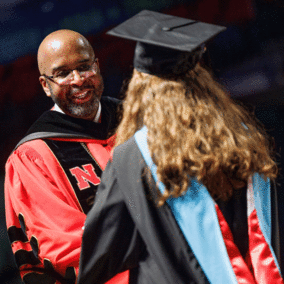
[78,10,283,284]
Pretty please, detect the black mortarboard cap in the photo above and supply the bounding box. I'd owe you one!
[107,10,226,76]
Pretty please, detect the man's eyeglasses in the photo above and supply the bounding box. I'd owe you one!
[43,58,99,86]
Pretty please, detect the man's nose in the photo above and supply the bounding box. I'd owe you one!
[70,70,85,86]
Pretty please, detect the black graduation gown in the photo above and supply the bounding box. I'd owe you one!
[78,136,210,284]
[78,135,281,284]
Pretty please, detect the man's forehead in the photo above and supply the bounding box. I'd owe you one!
[37,30,94,74]
[44,38,87,55]
[50,57,93,73]
[41,44,94,75]
[46,37,86,52]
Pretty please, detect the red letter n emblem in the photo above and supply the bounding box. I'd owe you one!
[69,164,101,190]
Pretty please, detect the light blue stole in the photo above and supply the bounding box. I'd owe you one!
[134,126,280,283]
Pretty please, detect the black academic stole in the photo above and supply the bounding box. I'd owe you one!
[44,139,102,214]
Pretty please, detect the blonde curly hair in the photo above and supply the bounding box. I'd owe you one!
[116,64,277,205]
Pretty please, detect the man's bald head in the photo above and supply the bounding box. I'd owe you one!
[37,29,94,75]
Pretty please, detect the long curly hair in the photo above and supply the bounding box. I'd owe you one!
[116,64,277,205]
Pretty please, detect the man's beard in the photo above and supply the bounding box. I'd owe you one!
[65,94,100,119]
[48,81,104,120]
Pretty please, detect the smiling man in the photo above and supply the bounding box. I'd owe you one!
[4,30,128,284]
[38,30,104,121]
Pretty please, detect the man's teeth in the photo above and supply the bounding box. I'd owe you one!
[74,91,88,98]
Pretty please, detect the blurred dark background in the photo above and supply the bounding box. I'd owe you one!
[1,0,284,283]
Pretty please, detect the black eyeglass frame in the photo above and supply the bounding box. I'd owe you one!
[42,58,99,84]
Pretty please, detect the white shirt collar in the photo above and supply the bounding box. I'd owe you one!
[52,102,101,123]
[93,102,101,123]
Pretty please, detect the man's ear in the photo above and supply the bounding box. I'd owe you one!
[39,76,51,97]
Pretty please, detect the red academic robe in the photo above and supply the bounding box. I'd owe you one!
[5,97,129,284]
